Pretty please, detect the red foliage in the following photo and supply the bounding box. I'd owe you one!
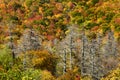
[47,35,54,41]
[28,15,42,22]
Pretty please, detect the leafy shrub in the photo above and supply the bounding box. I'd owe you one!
[25,0,33,7]
[22,68,42,80]
[0,47,12,70]
[41,70,55,80]
[21,50,58,75]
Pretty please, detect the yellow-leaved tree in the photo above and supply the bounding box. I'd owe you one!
[21,50,58,75]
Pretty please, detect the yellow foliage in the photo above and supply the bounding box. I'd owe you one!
[41,70,55,80]
[39,7,43,14]
[57,70,75,80]
[54,14,63,18]
[65,29,70,35]
[73,67,79,73]
[0,44,5,49]
[101,64,120,80]
[81,76,92,80]
[22,50,57,75]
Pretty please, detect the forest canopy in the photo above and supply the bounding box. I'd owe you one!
[0,0,120,80]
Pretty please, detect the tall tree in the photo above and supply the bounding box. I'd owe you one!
[80,29,90,76]
[7,22,16,62]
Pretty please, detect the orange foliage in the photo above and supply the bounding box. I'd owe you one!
[115,18,120,24]
[24,50,57,75]
[91,26,99,31]
[55,3,63,11]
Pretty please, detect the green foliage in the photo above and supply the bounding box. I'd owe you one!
[71,12,81,17]
[105,12,115,23]
[7,15,19,24]
[34,20,47,26]
[55,0,63,2]
[10,16,19,21]
[0,47,12,70]
[0,49,55,80]
[0,0,120,79]
[25,0,33,7]
[87,32,97,39]
[101,23,111,34]
[0,47,21,80]
[4,67,22,80]
[21,69,42,80]
[13,2,21,11]
[39,0,50,4]
[0,0,120,40]
[44,8,53,16]
[86,22,98,30]
[0,66,54,80]
[114,24,120,32]
[91,0,99,5]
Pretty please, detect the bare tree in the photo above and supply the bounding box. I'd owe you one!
[16,27,42,69]
[63,49,67,74]
[64,25,80,70]
[56,24,80,75]
[7,22,16,61]
[104,30,117,57]
[55,26,120,79]
[16,28,42,54]
[80,29,91,76]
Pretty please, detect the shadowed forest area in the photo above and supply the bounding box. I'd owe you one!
[0,0,120,80]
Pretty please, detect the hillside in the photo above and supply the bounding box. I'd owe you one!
[0,0,120,80]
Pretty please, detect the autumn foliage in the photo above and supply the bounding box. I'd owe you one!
[0,0,120,80]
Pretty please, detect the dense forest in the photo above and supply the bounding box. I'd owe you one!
[0,0,120,80]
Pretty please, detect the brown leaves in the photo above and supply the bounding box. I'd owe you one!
[115,18,120,24]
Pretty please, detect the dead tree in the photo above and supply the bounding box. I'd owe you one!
[95,33,103,79]
[90,39,100,80]
[63,49,67,74]
[16,28,42,69]
[81,30,90,76]
[8,22,16,60]
[104,30,117,57]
